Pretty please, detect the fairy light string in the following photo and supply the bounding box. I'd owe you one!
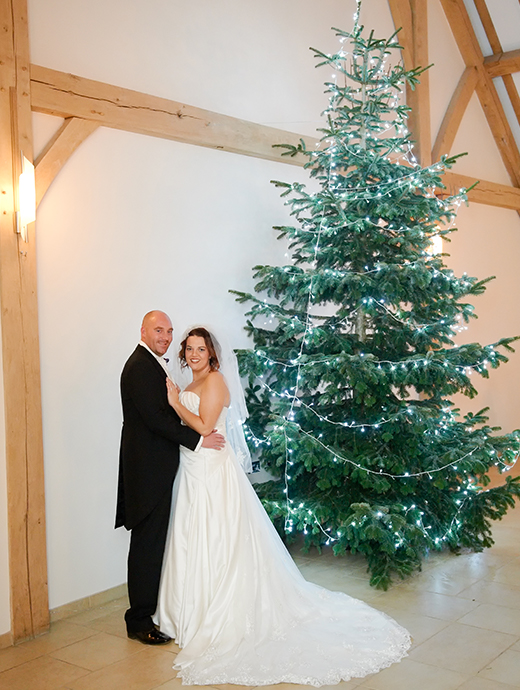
[238,7,520,560]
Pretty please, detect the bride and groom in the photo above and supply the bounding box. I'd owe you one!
[116,310,411,686]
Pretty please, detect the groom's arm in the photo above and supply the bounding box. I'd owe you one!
[123,357,201,452]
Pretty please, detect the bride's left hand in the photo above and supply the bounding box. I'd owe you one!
[166,378,180,407]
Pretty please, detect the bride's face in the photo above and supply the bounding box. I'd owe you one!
[185,336,211,373]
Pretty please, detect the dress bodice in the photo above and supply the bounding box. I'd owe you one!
[178,391,229,479]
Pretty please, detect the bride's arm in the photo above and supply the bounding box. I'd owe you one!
[166,372,228,436]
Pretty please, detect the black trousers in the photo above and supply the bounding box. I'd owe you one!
[124,486,173,633]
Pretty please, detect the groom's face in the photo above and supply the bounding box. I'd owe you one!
[141,313,173,357]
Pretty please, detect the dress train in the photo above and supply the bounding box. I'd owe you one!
[155,391,411,685]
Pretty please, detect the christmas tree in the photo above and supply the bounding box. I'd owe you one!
[232,13,520,589]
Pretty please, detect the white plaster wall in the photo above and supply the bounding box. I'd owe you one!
[30,0,375,609]
[25,0,520,613]
[448,202,520,433]
[0,321,11,636]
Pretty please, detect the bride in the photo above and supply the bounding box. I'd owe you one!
[154,326,411,686]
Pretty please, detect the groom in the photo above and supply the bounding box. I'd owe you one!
[115,310,224,644]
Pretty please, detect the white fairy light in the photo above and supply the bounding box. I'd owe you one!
[240,17,519,558]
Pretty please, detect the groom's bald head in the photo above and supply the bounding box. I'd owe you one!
[141,311,173,356]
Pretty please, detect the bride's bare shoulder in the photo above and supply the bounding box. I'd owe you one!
[202,370,230,403]
[204,370,227,390]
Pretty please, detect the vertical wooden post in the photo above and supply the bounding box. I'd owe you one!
[408,0,431,167]
[388,0,432,166]
[0,0,49,641]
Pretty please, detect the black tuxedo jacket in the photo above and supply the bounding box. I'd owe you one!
[115,345,201,530]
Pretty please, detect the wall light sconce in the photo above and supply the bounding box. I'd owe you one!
[16,155,36,243]
[426,234,443,256]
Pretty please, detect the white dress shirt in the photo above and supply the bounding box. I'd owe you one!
[139,340,173,379]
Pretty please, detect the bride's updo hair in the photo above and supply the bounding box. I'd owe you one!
[179,327,220,371]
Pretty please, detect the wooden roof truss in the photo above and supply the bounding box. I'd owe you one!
[389,0,520,209]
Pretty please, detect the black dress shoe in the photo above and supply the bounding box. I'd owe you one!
[128,628,172,645]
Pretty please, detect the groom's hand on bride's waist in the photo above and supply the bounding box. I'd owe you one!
[201,430,225,450]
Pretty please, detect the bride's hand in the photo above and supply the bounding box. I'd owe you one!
[166,378,180,407]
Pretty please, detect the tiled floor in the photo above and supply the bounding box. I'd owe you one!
[1,503,520,689]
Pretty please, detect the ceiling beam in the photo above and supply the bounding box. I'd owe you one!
[30,64,520,212]
[30,65,313,168]
[439,0,520,188]
[472,0,520,193]
[35,118,100,207]
[408,0,432,166]
[388,0,432,166]
[472,0,520,139]
[432,66,478,161]
[388,0,414,69]
[443,171,520,210]
[484,49,520,78]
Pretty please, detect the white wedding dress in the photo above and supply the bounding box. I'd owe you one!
[155,391,411,686]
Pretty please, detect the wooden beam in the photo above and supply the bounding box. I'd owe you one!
[35,118,100,207]
[432,66,478,161]
[472,0,501,52]
[473,1,520,141]
[439,0,520,188]
[408,0,432,166]
[29,62,520,217]
[442,171,520,210]
[388,0,432,166]
[470,0,520,208]
[388,0,414,70]
[502,77,520,132]
[484,49,520,78]
[0,0,49,642]
[30,65,314,167]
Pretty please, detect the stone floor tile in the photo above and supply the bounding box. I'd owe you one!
[16,621,96,656]
[63,597,128,626]
[485,557,520,587]
[0,643,44,673]
[458,602,520,636]
[429,548,518,580]
[397,569,476,596]
[477,648,520,687]
[49,631,144,671]
[409,622,516,675]
[0,654,89,690]
[457,677,519,689]
[483,543,520,565]
[358,658,468,689]
[457,580,520,609]
[67,646,178,690]
[489,527,520,550]
[84,608,129,638]
[372,588,478,621]
[375,609,449,647]
[511,639,520,652]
